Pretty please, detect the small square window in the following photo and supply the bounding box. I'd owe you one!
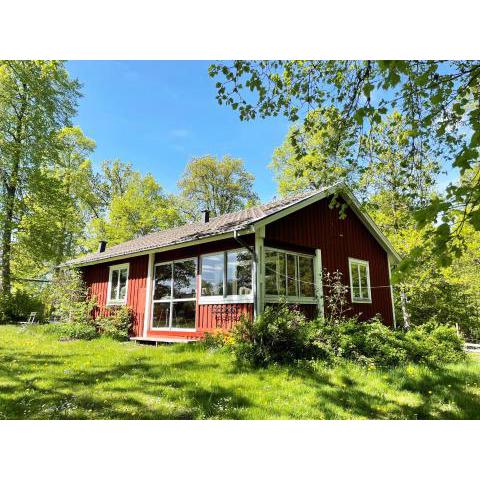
[108,264,129,305]
[349,258,371,303]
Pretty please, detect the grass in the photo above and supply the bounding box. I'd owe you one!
[1,325,479,419]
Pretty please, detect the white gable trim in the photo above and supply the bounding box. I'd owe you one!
[252,183,401,264]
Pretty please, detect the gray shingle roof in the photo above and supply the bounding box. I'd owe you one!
[65,185,336,266]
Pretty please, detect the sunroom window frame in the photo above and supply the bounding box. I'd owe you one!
[264,247,317,305]
[106,263,130,306]
[348,257,372,304]
[151,257,197,332]
[199,247,254,305]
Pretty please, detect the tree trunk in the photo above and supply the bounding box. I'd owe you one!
[0,186,16,297]
[0,81,27,298]
[400,286,411,330]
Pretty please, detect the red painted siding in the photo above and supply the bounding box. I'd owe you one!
[81,255,149,337]
[265,195,394,325]
[81,237,255,339]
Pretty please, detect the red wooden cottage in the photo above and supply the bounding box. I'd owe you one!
[66,183,400,342]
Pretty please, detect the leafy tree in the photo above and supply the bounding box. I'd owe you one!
[95,159,136,208]
[177,155,259,218]
[209,60,480,264]
[8,127,99,287]
[0,61,80,297]
[271,107,357,195]
[87,169,182,248]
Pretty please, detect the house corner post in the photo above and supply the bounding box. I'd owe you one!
[314,249,324,318]
[387,256,397,329]
[254,225,265,319]
[143,252,155,337]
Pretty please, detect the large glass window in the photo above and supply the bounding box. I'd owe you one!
[265,248,315,301]
[265,250,286,296]
[227,250,252,296]
[349,258,371,303]
[201,253,224,296]
[201,248,253,300]
[108,264,129,305]
[152,258,196,329]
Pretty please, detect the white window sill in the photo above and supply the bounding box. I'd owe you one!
[106,301,127,307]
[351,298,372,304]
[265,296,317,305]
[199,296,253,305]
[150,327,197,332]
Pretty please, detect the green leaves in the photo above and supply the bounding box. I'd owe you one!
[210,60,480,262]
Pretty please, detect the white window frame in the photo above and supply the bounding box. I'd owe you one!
[106,263,130,306]
[199,248,254,305]
[151,257,197,332]
[264,247,317,304]
[348,257,372,304]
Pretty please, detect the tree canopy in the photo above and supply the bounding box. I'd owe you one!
[209,60,480,265]
[0,61,81,297]
[177,155,259,218]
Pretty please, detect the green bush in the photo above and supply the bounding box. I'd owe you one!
[95,306,132,340]
[45,268,97,323]
[316,317,464,368]
[0,290,46,324]
[232,304,319,367]
[48,321,98,340]
[202,329,235,350]
[232,302,465,368]
[404,322,465,366]
[315,317,407,367]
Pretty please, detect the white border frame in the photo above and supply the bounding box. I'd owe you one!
[348,257,372,304]
[199,247,254,305]
[151,257,197,332]
[106,263,130,306]
[264,247,317,305]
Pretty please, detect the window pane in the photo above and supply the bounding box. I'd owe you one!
[153,264,172,300]
[265,250,286,296]
[201,253,224,296]
[286,254,297,297]
[299,256,315,297]
[173,259,196,299]
[351,263,360,299]
[171,301,196,329]
[152,302,170,328]
[226,250,252,296]
[119,268,128,300]
[359,264,369,298]
[110,269,119,300]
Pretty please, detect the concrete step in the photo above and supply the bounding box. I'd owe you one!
[130,336,200,345]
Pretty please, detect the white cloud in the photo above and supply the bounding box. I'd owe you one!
[169,128,189,138]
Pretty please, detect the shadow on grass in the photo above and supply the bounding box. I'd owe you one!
[0,345,251,420]
[1,332,479,419]
[288,360,480,419]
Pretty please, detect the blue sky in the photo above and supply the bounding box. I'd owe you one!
[66,61,290,202]
[66,60,458,201]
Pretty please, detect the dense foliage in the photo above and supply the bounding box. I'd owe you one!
[230,304,465,368]
[177,154,259,219]
[95,306,132,341]
[210,60,480,265]
[231,305,319,366]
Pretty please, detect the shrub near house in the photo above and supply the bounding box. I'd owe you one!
[229,305,465,368]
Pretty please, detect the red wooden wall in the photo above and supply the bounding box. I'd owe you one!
[81,237,255,339]
[81,255,149,337]
[265,195,394,325]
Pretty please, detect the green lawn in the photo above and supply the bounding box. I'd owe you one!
[1,325,479,419]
